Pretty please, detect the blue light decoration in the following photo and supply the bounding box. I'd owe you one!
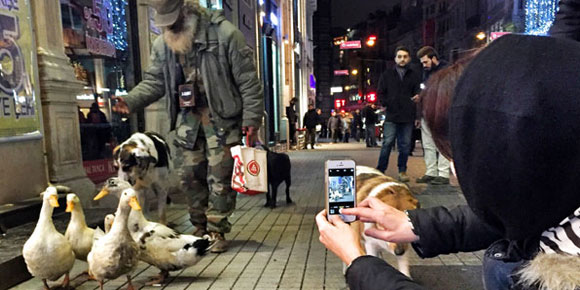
[109,0,128,51]
[525,0,559,35]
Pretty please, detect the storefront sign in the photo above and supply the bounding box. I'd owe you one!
[0,0,42,140]
[340,40,361,50]
[334,70,349,76]
[83,0,116,57]
[83,159,117,184]
[86,33,116,57]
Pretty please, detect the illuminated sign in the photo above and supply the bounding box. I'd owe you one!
[334,70,349,76]
[340,40,361,50]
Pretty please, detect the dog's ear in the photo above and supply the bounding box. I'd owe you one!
[113,145,121,160]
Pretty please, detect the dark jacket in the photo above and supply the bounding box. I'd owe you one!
[286,105,298,124]
[302,109,319,129]
[346,206,543,290]
[377,66,421,123]
[417,60,449,120]
[360,106,377,126]
[352,112,362,128]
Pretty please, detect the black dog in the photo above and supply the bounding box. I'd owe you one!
[261,146,292,208]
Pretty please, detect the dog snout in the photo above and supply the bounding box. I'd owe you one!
[415,201,421,209]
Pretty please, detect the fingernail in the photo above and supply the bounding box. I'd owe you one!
[339,208,343,214]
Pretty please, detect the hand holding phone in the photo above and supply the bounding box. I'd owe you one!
[325,160,356,223]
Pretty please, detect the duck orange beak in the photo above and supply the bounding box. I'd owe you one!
[65,201,74,212]
[49,195,59,207]
[129,196,141,211]
[94,189,109,201]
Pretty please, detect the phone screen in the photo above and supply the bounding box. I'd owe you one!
[327,168,355,215]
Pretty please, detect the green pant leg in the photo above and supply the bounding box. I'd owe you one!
[173,134,211,232]
[205,143,237,234]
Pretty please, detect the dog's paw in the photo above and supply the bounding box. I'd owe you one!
[269,203,277,209]
[286,198,293,204]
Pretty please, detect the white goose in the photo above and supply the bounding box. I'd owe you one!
[96,177,212,285]
[22,187,76,290]
[88,188,141,290]
[65,193,104,261]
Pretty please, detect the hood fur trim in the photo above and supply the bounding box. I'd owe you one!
[516,253,580,290]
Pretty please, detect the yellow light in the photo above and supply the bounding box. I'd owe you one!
[351,69,358,76]
[366,39,376,47]
[476,32,486,41]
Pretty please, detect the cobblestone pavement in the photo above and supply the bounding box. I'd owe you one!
[12,142,483,290]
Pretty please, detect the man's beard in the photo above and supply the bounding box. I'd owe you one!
[163,15,198,54]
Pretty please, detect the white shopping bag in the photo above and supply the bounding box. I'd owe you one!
[231,145,268,195]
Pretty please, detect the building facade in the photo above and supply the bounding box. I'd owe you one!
[0,0,316,206]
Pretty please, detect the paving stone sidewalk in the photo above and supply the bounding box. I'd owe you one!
[11,142,483,290]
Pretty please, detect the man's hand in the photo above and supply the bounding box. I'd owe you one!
[112,97,130,114]
[340,197,419,243]
[315,210,365,265]
[415,120,421,129]
[411,94,420,104]
[242,126,258,147]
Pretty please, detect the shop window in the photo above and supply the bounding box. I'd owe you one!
[62,0,136,182]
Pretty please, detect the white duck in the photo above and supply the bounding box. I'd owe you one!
[104,213,115,233]
[88,188,141,290]
[96,177,212,285]
[22,186,76,290]
[65,193,104,261]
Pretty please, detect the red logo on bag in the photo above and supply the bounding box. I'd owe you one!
[247,160,260,176]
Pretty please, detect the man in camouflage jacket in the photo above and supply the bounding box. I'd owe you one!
[113,0,263,252]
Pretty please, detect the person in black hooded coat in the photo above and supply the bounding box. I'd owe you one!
[315,1,580,289]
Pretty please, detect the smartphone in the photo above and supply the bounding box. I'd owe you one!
[325,160,356,223]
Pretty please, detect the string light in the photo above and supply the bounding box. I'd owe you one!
[525,0,559,35]
[108,0,128,51]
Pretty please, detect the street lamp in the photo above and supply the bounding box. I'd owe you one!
[366,35,377,47]
[351,69,359,76]
[476,31,486,41]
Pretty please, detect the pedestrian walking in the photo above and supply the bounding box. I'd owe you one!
[376,46,421,182]
[415,46,450,185]
[315,108,323,146]
[341,112,352,143]
[286,98,298,146]
[303,104,319,149]
[112,0,264,253]
[361,103,377,147]
[352,109,362,142]
[327,111,342,143]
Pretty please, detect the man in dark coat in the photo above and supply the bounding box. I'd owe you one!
[360,103,377,147]
[415,46,451,185]
[286,98,298,145]
[376,46,421,181]
[302,104,319,149]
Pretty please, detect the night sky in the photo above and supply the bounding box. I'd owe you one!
[331,0,398,28]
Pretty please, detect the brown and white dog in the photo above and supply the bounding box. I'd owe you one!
[349,166,419,277]
[113,132,171,224]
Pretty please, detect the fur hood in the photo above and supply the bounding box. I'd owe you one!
[516,253,580,290]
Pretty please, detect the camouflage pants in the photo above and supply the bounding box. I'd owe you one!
[172,109,240,234]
